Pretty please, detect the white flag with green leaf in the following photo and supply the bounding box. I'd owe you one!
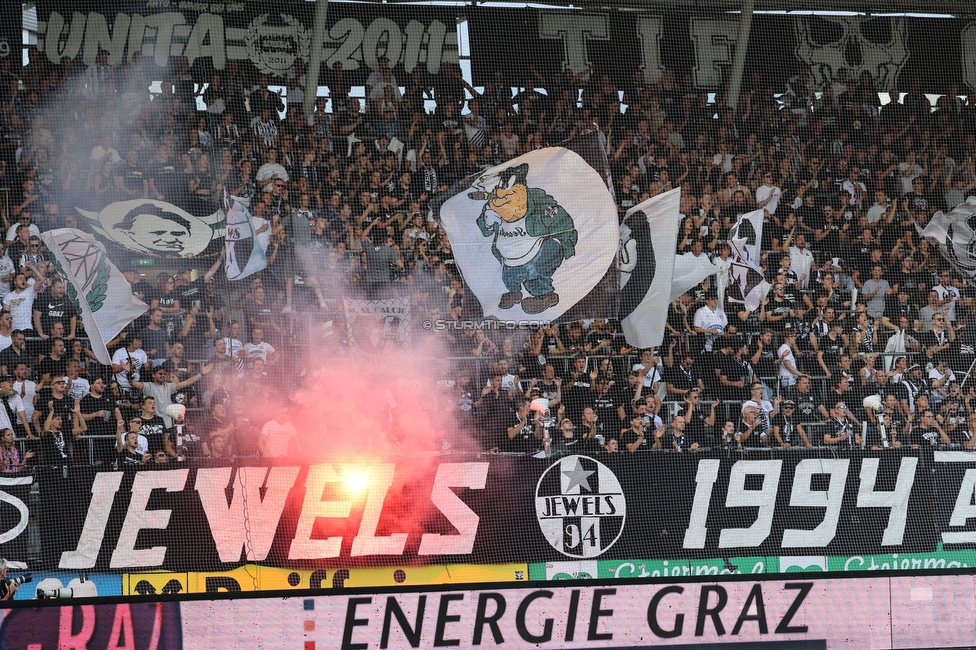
[41,228,149,364]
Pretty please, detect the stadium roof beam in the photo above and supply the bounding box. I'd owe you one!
[372,0,973,18]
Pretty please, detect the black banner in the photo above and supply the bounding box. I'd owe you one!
[35,0,457,81]
[33,2,976,92]
[0,449,943,573]
[466,10,972,93]
[0,4,20,76]
[933,450,976,548]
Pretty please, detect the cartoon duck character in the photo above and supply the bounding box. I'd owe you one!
[474,163,578,315]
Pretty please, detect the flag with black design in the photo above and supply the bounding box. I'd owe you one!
[224,192,268,281]
[727,208,768,310]
[619,189,714,348]
[430,131,618,323]
[918,196,976,278]
[41,229,149,364]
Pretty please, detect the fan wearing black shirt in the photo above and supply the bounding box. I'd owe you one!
[665,353,704,401]
[35,375,72,439]
[735,404,767,447]
[713,337,750,402]
[678,389,717,445]
[618,409,648,453]
[823,399,861,448]
[474,373,512,452]
[39,397,86,466]
[37,339,67,386]
[505,398,541,454]
[117,428,150,465]
[0,331,28,377]
[173,258,223,310]
[592,373,628,427]
[770,400,812,448]
[880,287,920,331]
[80,376,117,464]
[33,279,77,340]
[117,148,147,199]
[561,356,593,426]
[785,375,823,423]
[908,410,951,449]
[749,330,778,387]
[147,144,184,203]
[137,396,171,457]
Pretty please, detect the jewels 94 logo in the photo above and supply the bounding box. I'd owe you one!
[535,456,625,558]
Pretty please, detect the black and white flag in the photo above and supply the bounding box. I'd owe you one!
[918,196,976,278]
[619,189,713,348]
[727,208,768,310]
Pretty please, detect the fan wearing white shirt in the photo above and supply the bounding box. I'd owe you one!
[222,320,247,376]
[755,172,783,215]
[243,327,278,368]
[112,336,148,392]
[866,190,893,224]
[2,267,45,333]
[12,362,36,427]
[259,411,298,457]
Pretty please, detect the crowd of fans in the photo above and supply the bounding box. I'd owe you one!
[0,45,974,465]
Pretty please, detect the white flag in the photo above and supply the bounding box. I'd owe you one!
[918,196,976,278]
[41,229,149,365]
[433,132,618,322]
[620,189,707,348]
[671,251,720,301]
[224,193,268,281]
[728,208,769,311]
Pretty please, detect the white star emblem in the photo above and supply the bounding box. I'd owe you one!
[562,458,594,493]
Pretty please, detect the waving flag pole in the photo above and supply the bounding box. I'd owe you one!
[41,228,148,365]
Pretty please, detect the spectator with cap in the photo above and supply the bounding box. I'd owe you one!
[173,257,223,310]
[823,398,861,448]
[770,399,812,448]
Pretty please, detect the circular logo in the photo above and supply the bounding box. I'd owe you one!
[244,13,310,76]
[535,455,626,558]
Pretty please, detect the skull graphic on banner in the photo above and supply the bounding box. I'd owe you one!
[793,16,910,90]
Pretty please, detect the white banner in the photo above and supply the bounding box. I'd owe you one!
[41,228,149,365]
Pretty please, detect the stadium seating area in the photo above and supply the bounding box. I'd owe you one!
[0,45,971,466]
